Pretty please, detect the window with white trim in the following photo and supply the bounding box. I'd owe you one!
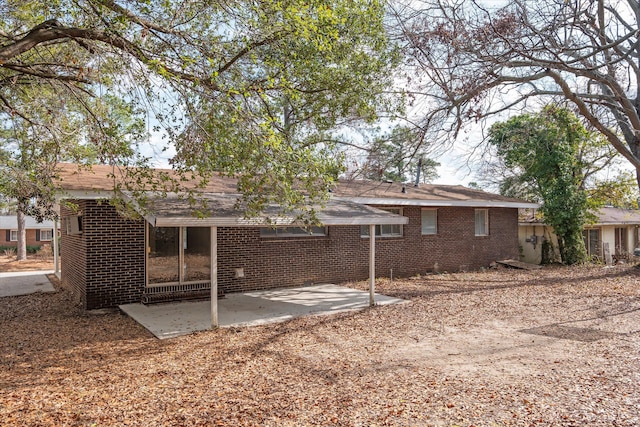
[361,208,403,237]
[40,229,53,241]
[421,209,437,235]
[475,209,489,236]
[9,230,17,241]
[260,226,327,238]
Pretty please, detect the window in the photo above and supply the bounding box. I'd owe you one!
[9,230,17,241]
[148,226,180,284]
[66,215,83,235]
[40,229,53,241]
[361,208,403,237]
[583,228,601,259]
[260,226,327,238]
[421,209,437,235]
[147,225,211,285]
[614,227,628,256]
[474,209,489,236]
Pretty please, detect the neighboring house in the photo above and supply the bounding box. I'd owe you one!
[519,207,640,264]
[0,216,55,249]
[55,164,537,310]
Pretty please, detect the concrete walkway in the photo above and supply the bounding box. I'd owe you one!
[0,270,56,297]
[120,284,406,339]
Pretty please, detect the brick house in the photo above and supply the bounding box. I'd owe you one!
[0,216,55,249]
[56,164,537,311]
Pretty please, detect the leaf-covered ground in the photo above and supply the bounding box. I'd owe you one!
[1,264,639,426]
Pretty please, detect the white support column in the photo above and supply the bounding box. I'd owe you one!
[53,219,60,275]
[211,226,218,328]
[369,224,376,307]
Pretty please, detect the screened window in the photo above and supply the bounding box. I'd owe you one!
[474,209,489,236]
[9,230,17,241]
[421,209,437,235]
[40,229,53,241]
[361,208,403,237]
[260,226,326,238]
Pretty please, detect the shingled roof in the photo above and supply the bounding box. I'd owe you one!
[55,163,537,209]
[331,179,537,208]
[520,206,640,226]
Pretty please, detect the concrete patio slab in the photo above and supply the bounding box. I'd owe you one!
[119,284,406,339]
[0,270,55,297]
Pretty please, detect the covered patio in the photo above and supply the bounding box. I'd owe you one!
[120,283,407,339]
[120,192,408,335]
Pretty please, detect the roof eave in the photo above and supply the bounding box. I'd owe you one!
[58,190,114,200]
[153,215,408,228]
[335,196,539,209]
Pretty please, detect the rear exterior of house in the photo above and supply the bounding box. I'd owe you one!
[57,164,534,310]
[0,216,55,250]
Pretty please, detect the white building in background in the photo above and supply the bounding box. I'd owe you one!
[519,207,640,265]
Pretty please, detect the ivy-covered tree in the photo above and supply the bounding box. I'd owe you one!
[488,105,591,265]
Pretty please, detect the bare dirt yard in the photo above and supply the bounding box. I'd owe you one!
[0,255,54,272]
[1,264,639,426]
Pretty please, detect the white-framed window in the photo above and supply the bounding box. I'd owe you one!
[361,208,403,237]
[9,230,17,241]
[260,226,327,238]
[421,209,437,235]
[40,229,53,241]
[475,209,489,236]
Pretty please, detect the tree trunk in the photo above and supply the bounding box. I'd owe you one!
[557,229,588,265]
[16,209,27,261]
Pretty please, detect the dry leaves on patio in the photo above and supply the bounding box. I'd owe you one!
[1,264,640,426]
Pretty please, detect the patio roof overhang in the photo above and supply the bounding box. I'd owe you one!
[124,192,409,228]
[121,192,404,329]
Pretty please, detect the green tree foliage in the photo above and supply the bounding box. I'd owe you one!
[0,87,146,259]
[362,126,439,183]
[586,171,639,210]
[0,1,399,220]
[488,106,589,265]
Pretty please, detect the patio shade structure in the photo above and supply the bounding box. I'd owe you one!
[126,192,409,328]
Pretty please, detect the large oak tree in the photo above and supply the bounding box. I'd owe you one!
[391,0,640,189]
[0,0,399,220]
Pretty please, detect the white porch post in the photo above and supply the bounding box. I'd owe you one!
[369,223,376,307]
[211,226,218,328]
[53,219,60,275]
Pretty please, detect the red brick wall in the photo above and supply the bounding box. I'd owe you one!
[61,202,88,307]
[61,200,146,310]
[218,206,519,293]
[62,201,519,309]
[0,229,52,248]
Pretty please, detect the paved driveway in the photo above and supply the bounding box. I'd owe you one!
[0,271,56,297]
